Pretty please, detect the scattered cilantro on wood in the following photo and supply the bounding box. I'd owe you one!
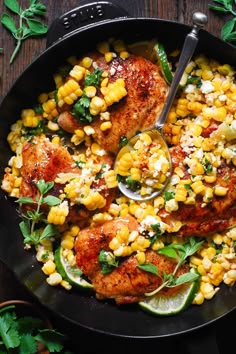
[0,304,65,353]
[208,0,236,43]
[1,0,48,64]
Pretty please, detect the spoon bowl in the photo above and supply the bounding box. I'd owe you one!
[115,11,208,201]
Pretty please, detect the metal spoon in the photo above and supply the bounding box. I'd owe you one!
[115,12,208,201]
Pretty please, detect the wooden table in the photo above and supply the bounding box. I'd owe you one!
[0,1,234,353]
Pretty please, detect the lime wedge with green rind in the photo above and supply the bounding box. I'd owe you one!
[139,268,199,316]
[54,246,93,289]
[154,43,173,85]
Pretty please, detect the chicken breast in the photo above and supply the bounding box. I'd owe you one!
[58,53,168,153]
[75,216,188,304]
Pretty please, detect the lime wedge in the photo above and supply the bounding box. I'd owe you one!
[54,246,93,289]
[154,43,173,85]
[139,275,199,316]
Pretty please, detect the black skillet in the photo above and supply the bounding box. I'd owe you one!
[0,0,236,341]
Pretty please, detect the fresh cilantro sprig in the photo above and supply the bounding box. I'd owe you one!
[16,179,61,246]
[138,237,203,296]
[1,0,48,64]
[72,68,103,124]
[0,305,64,353]
[209,0,236,42]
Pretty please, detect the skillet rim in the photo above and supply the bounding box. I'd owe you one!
[0,16,236,338]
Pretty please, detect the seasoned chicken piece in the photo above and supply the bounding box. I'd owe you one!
[19,135,115,221]
[20,135,78,199]
[75,216,188,304]
[160,145,236,236]
[58,54,168,153]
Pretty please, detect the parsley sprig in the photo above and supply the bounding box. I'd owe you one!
[138,237,203,296]
[0,304,64,353]
[209,0,236,42]
[1,0,48,64]
[16,179,61,246]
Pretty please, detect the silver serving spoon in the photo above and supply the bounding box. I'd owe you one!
[115,12,208,201]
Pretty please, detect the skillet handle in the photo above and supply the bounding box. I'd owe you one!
[46,1,129,47]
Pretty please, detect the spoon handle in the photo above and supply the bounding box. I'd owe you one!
[155,12,208,131]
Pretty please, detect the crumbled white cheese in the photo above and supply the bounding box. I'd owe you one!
[200,80,214,94]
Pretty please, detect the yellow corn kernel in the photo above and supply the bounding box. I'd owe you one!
[101,78,127,106]
[46,272,63,286]
[192,292,204,305]
[97,41,110,54]
[214,185,228,196]
[175,183,188,202]
[117,226,130,243]
[90,96,107,115]
[191,180,205,194]
[74,129,85,138]
[197,264,207,276]
[80,56,93,68]
[213,107,227,122]
[212,233,223,245]
[167,111,177,123]
[51,136,60,144]
[190,255,202,266]
[82,192,106,210]
[38,93,48,103]
[206,247,217,260]
[69,65,86,81]
[104,170,118,188]
[204,175,216,183]
[47,202,69,225]
[203,186,213,203]
[109,237,121,251]
[58,79,83,107]
[47,121,59,131]
[136,251,146,264]
[42,99,58,120]
[100,121,112,131]
[151,239,164,251]
[105,52,114,63]
[61,280,72,290]
[84,125,95,135]
[61,235,74,250]
[113,39,126,53]
[84,85,97,98]
[200,282,216,300]
[120,51,129,59]
[42,260,56,275]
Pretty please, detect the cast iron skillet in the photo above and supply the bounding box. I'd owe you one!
[0,1,236,339]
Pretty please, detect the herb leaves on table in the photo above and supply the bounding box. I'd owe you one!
[1,0,48,64]
[208,0,236,43]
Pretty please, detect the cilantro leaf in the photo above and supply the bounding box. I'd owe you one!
[35,329,65,353]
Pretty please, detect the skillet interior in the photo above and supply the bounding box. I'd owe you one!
[0,17,236,338]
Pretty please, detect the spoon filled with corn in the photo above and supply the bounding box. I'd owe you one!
[114,12,208,201]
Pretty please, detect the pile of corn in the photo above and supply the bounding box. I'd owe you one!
[1,38,236,307]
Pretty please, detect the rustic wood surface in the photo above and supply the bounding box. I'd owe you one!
[0,1,234,353]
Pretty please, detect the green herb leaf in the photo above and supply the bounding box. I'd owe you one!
[36,180,54,195]
[84,68,103,87]
[4,0,21,15]
[42,195,61,206]
[174,271,200,286]
[1,0,48,64]
[25,18,48,35]
[119,135,128,148]
[16,197,35,204]
[19,333,37,354]
[98,249,119,274]
[164,191,175,201]
[1,13,17,33]
[75,160,86,169]
[137,263,159,275]
[209,0,236,43]
[35,329,64,352]
[157,246,178,259]
[40,224,58,240]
